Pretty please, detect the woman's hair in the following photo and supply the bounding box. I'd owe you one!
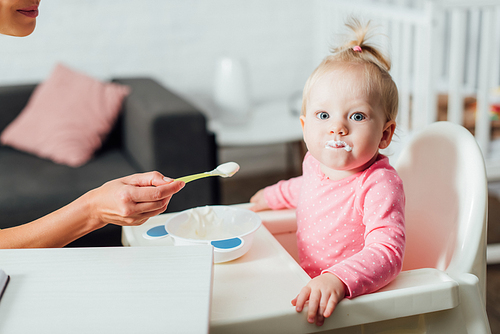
[301,18,398,122]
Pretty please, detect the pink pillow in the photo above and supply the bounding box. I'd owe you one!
[0,64,130,167]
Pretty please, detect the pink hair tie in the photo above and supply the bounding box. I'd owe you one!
[353,45,362,53]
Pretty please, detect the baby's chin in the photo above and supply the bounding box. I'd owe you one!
[318,154,381,180]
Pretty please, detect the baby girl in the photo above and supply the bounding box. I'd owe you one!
[250,18,405,326]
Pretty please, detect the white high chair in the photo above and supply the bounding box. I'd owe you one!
[393,121,490,333]
[263,122,490,333]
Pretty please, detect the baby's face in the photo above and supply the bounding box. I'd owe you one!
[0,0,39,37]
[300,65,395,180]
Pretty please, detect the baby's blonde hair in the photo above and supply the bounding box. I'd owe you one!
[301,18,398,122]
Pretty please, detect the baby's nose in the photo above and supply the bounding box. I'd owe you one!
[330,123,348,135]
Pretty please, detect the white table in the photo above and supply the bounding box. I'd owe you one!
[0,246,213,334]
[123,208,345,334]
[123,205,464,334]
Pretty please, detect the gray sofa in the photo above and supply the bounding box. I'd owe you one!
[0,77,219,246]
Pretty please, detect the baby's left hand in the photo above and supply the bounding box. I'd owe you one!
[249,189,270,212]
[291,272,346,326]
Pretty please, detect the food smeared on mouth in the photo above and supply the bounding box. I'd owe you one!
[325,140,352,152]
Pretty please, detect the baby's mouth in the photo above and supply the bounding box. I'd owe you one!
[325,140,352,152]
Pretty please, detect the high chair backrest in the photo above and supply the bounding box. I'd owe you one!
[395,122,488,296]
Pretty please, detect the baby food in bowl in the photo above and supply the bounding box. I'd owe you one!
[165,206,261,263]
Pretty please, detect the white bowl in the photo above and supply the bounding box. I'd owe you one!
[165,206,261,263]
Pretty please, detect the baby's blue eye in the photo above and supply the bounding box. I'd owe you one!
[317,112,329,120]
[350,113,365,121]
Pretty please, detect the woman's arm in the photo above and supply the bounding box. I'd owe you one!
[0,172,184,248]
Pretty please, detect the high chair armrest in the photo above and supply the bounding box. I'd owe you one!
[258,209,297,235]
[230,268,460,333]
[326,268,459,329]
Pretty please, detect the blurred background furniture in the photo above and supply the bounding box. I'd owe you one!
[208,99,305,177]
[316,0,500,175]
[0,78,219,246]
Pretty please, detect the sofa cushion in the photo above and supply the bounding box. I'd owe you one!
[0,63,130,167]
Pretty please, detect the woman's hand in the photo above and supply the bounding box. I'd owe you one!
[0,171,185,249]
[291,272,346,326]
[86,171,185,228]
[249,189,271,212]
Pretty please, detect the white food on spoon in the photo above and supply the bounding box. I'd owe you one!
[175,162,240,183]
[213,162,240,177]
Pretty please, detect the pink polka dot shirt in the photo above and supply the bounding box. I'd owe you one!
[264,152,405,298]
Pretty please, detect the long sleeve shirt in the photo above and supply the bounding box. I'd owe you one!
[264,152,405,298]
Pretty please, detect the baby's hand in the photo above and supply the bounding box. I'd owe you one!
[291,272,346,326]
[249,189,270,212]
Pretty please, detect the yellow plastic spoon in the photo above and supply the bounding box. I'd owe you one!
[175,162,240,183]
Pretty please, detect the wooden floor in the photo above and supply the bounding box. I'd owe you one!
[221,172,500,333]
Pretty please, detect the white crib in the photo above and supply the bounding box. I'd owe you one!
[314,0,500,179]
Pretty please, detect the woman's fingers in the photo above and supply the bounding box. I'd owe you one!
[130,195,172,216]
[123,179,184,204]
[121,171,171,187]
[92,172,186,227]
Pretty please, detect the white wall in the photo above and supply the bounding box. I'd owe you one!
[0,1,320,176]
[0,0,316,114]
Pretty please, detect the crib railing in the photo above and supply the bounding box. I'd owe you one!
[314,0,500,179]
